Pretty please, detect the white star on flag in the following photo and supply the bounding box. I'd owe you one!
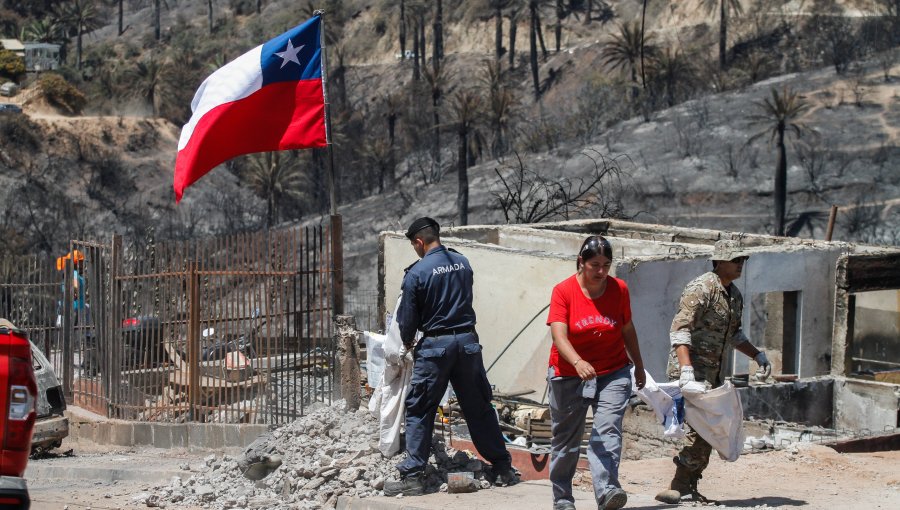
[275,39,305,68]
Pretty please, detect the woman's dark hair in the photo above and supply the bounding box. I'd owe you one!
[577,235,613,270]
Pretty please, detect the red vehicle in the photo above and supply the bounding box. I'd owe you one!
[0,321,36,509]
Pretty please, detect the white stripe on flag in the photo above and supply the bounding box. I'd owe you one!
[178,45,265,151]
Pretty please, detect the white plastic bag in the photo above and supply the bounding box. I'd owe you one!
[631,368,685,438]
[370,294,418,457]
[682,380,744,462]
[363,331,386,389]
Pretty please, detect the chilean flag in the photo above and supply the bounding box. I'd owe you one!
[173,16,327,202]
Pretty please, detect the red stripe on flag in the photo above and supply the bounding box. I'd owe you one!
[173,79,326,202]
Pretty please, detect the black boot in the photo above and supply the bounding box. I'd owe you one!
[384,474,425,496]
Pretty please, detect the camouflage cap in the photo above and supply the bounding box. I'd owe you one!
[710,239,752,261]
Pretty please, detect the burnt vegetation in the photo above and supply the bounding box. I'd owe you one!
[0,0,898,255]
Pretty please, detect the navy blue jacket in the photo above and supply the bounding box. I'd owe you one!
[397,245,476,346]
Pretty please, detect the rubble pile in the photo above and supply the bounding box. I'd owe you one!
[145,400,508,509]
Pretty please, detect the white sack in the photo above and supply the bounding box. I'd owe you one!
[363,331,386,389]
[682,380,744,462]
[631,369,744,461]
[369,294,418,458]
[631,368,685,438]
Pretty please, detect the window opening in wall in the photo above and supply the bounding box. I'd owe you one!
[747,291,802,376]
[850,289,900,380]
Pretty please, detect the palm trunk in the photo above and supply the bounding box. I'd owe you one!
[555,0,563,52]
[495,5,503,62]
[719,0,727,69]
[399,0,406,59]
[530,4,540,99]
[76,27,83,69]
[433,0,443,69]
[536,10,548,60]
[154,0,161,41]
[118,0,124,35]
[509,11,518,68]
[412,17,420,80]
[419,14,426,72]
[208,0,214,34]
[433,88,442,179]
[641,0,648,89]
[774,127,787,236]
[457,124,469,226]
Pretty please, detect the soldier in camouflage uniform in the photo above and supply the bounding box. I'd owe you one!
[655,240,772,504]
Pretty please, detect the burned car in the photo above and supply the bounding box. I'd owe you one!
[29,341,68,455]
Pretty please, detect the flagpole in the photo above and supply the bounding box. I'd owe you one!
[316,10,344,317]
[316,10,338,217]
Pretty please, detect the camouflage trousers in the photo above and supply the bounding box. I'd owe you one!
[676,427,713,474]
[674,372,720,475]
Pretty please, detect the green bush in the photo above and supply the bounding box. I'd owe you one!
[0,49,24,81]
[38,73,87,115]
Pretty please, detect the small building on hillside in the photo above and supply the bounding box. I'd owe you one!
[0,38,25,58]
[24,42,60,72]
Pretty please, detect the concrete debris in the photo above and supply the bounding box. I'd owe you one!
[146,400,508,509]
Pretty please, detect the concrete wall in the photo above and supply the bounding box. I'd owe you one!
[736,248,843,378]
[613,257,708,380]
[380,227,844,393]
[833,377,900,431]
[736,379,834,427]
[381,233,572,397]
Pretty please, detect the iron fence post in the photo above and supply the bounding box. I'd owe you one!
[62,257,73,402]
[188,262,201,422]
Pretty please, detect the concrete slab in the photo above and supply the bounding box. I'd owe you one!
[26,450,194,484]
[336,480,666,510]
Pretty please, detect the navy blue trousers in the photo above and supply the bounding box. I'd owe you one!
[396,331,511,477]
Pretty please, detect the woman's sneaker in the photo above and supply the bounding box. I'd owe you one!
[383,474,424,496]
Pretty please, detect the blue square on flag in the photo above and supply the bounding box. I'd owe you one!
[261,17,322,85]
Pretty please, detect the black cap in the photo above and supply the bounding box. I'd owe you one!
[405,217,440,240]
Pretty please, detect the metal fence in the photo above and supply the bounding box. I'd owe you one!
[346,289,380,333]
[1,219,341,425]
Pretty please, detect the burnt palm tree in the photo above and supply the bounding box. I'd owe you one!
[433,0,443,70]
[130,56,170,117]
[701,0,743,69]
[480,62,517,157]
[424,62,447,179]
[748,87,812,236]
[649,47,693,107]
[449,89,484,226]
[399,0,407,60]
[601,22,656,100]
[57,0,102,70]
[244,152,305,228]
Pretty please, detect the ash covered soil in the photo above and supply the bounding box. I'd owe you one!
[25,401,900,509]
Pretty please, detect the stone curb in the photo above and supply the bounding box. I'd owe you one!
[65,411,268,451]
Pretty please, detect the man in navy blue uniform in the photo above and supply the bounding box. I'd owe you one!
[384,217,516,496]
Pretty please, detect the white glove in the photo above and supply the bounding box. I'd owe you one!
[754,351,772,380]
[678,366,695,387]
[678,366,708,394]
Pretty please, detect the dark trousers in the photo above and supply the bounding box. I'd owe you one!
[396,331,511,477]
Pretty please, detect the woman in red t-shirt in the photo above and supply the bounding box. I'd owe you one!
[546,235,646,510]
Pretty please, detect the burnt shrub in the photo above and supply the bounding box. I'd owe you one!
[0,114,40,151]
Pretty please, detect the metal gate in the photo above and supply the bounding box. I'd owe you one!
[1,219,340,425]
